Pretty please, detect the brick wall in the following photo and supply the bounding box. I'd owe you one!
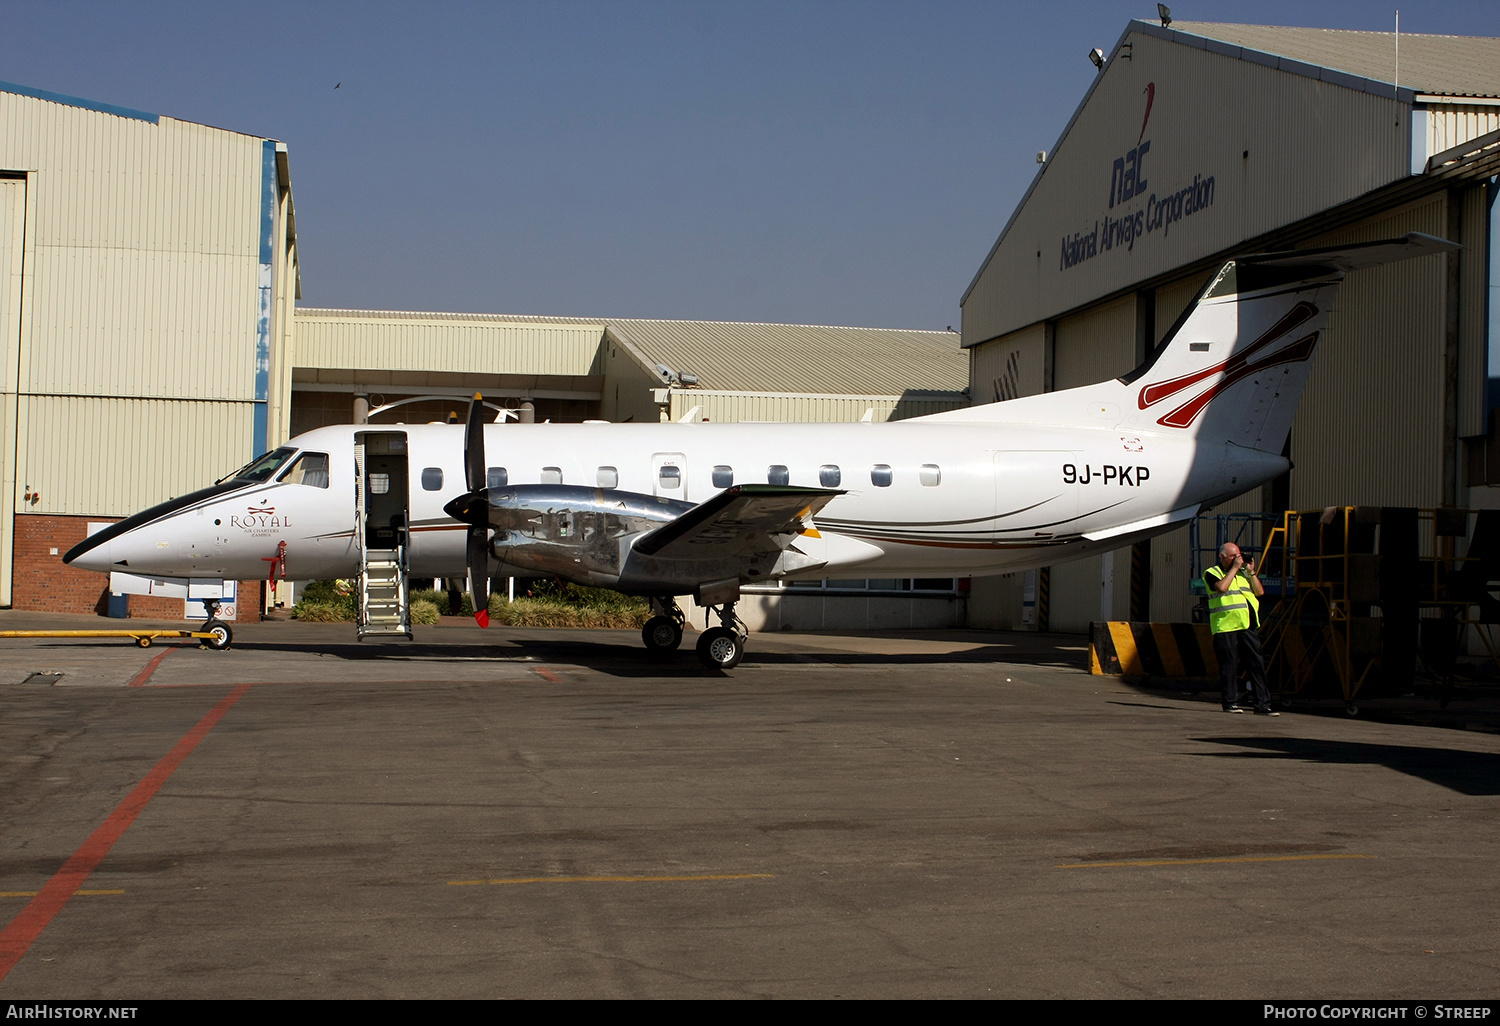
[10,513,262,619]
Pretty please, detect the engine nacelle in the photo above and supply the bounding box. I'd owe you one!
[481,485,692,586]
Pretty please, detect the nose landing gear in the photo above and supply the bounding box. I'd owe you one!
[198,598,234,651]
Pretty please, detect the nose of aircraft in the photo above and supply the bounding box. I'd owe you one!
[62,531,119,573]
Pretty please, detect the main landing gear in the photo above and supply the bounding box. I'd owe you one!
[696,602,747,670]
[641,598,749,670]
[642,598,685,654]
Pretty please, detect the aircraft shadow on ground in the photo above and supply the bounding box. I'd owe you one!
[220,637,1085,677]
[1194,736,1500,796]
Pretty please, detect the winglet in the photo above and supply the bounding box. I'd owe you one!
[475,608,490,628]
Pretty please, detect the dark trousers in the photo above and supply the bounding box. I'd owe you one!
[1213,628,1271,710]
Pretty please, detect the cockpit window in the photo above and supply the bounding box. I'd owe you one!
[278,452,330,488]
[222,447,297,484]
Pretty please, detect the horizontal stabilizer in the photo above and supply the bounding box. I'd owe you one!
[1239,232,1457,272]
[634,484,842,559]
[1082,504,1198,543]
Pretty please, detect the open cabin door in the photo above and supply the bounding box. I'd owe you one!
[354,431,412,639]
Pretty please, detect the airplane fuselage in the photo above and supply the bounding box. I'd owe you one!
[68,416,1284,588]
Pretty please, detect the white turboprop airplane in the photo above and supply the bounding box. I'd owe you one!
[65,234,1453,667]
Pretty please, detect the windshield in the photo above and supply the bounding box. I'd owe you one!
[218,447,297,484]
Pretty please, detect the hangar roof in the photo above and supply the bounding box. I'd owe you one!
[294,309,968,396]
[1168,21,1500,99]
[602,318,966,394]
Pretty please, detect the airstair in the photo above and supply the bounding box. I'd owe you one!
[358,547,411,638]
[355,438,413,640]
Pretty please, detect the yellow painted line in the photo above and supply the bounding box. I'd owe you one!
[1,889,124,897]
[1057,853,1373,869]
[447,873,774,886]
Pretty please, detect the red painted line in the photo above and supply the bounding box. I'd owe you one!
[126,645,178,688]
[533,667,562,683]
[0,682,253,984]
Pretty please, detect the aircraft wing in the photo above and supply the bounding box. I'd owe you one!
[633,484,843,560]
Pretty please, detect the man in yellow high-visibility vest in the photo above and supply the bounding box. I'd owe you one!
[1204,542,1278,716]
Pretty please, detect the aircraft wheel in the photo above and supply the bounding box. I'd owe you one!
[204,623,233,651]
[641,615,683,653]
[696,626,744,670]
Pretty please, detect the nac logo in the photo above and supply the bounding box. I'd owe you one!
[1109,83,1155,208]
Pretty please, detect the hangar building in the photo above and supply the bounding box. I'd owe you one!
[962,20,1500,633]
[0,81,298,616]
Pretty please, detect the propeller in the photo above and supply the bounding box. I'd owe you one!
[463,392,490,627]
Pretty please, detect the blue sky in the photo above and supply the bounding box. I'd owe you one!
[4,1,1497,328]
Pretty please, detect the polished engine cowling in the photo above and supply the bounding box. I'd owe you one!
[451,484,693,587]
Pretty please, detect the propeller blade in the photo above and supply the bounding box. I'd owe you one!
[467,525,490,628]
[463,392,489,626]
[465,392,486,494]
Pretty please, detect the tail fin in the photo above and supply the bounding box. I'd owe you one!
[1118,232,1456,453]
[939,233,1456,454]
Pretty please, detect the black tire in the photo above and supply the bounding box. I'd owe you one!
[135,635,152,648]
[641,615,683,653]
[696,626,744,670]
[204,622,233,651]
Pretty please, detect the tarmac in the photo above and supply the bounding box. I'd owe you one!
[1,610,1497,999]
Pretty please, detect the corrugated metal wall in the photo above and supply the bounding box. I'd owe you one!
[1459,184,1489,439]
[1,104,265,403]
[0,176,23,602]
[16,396,256,515]
[968,323,1047,405]
[1426,105,1500,158]
[0,88,295,608]
[294,311,606,378]
[1290,196,1448,508]
[1052,296,1137,388]
[963,29,1410,346]
[1153,275,1210,345]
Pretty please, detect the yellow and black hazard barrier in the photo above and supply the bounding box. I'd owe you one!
[1089,621,1217,677]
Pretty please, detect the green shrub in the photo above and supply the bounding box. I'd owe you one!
[290,579,650,629]
[409,598,441,626]
[487,585,649,628]
[292,597,356,622]
[410,588,472,616]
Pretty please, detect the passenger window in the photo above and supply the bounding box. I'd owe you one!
[820,465,841,487]
[421,467,443,491]
[658,464,681,488]
[542,467,563,485]
[597,466,618,488]
[279,452,330,488]
[712,466,734,488]
[870,465,892,487]
[768,465,789,486]
[487,467,507,490]
[920,464,941,486]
